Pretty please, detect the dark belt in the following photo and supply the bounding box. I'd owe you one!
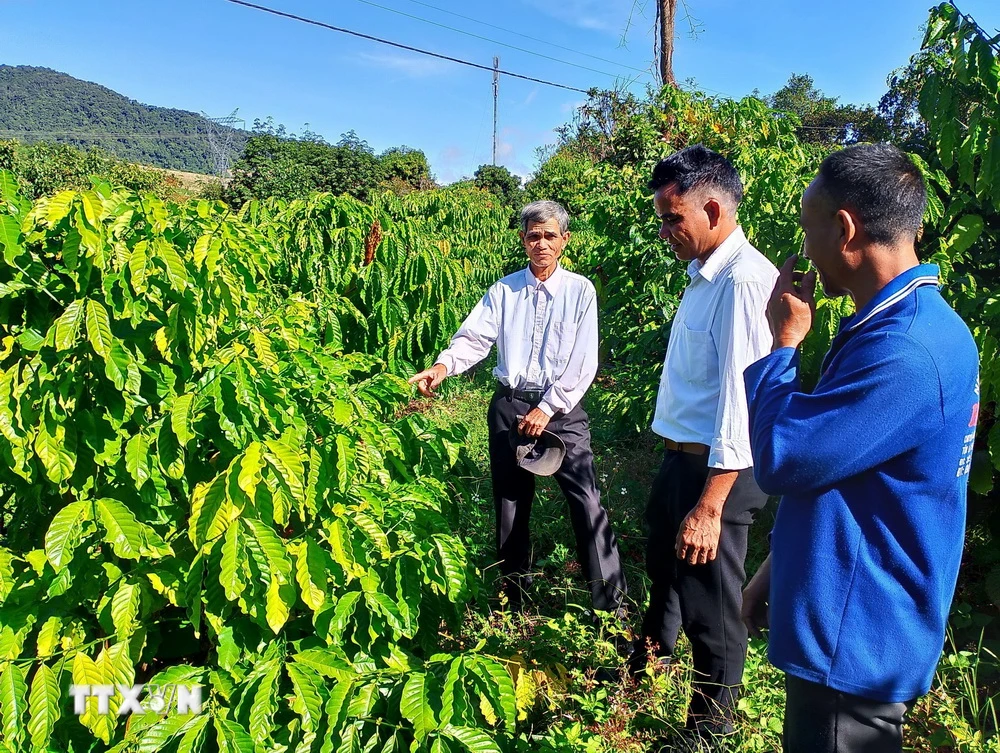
[664,438,709,456]
[496,383,544,404]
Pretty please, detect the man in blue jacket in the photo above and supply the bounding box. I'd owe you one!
[741,143,979,752]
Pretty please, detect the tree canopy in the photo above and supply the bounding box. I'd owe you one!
[223,120,435,206]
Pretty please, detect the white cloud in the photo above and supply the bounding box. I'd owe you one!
[523,0,640,35]
[358,51,451,78]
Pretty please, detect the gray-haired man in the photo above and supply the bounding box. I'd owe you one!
[410,200,627,613]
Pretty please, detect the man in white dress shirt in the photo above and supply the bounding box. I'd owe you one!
[409,200,627,614]
[631,146,777,737]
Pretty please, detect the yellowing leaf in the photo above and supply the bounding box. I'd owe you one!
[125,432,151,489]
[193,233,212,270]
[251,330,278,372]
[52,299,85,351]
[171,393,197,446]
[265,576,293,634]
[128,239,150,292]
[110,581,141,638]
[71,651,113,743]
[293,537,327,612]
[44,500,91,570]
[34,412,76,484]
[85,299,114,359]
[189,475,234,549]
[155,238,190,291]
[237,442,265,500]
[264,439,305,503]
[0,549,15,604]
[0,661,27,749]
[220,522,246,602]
[28,663,60,752]
[35,617,62,658]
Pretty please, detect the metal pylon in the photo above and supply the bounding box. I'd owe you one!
[202,109,245,178]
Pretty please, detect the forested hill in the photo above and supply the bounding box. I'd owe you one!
[0,65,247,173]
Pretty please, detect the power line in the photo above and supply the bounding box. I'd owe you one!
[351,0,651,80]
[400,0,653,77]
[224,0,590,94]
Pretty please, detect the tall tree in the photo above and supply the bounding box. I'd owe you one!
[380,146,434,193]
[658,0,677,86]
[473,164,523,207]
[761,73,886,146]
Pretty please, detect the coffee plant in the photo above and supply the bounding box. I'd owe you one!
[243,188,517,377]
[917,3,1000,479]
[0,175,516,753]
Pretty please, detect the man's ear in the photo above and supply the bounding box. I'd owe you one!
[562,231,571,245]
[836,209,857,251]
[518,230,526,244]
[704,197,723,228]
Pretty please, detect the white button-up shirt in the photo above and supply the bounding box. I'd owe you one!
[435,264,598,417]
[652,227,778,470]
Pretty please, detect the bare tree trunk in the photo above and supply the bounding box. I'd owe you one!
[659,0,677,87]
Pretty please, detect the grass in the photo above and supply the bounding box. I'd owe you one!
[420,371,1000,752]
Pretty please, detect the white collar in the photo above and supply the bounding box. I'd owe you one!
[525,263,564,295]
[687,226,747,283]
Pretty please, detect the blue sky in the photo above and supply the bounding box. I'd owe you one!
[2,0,998,183]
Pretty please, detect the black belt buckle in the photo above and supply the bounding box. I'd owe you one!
[517,389,543,404]
[498,384,543,404]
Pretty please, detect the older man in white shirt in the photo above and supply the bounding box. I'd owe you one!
[409,200,627,614]
[631,146,777,739]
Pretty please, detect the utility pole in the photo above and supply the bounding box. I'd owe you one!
[492,55,500,165]
[657,0,677,87]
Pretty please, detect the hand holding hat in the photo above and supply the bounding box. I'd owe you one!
[509,418,566,476]
[518,406,551,438]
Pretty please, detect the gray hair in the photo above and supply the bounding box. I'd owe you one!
[519,200,570,234]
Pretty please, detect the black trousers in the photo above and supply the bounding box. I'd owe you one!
[487,389,627,612]
[640,449,766,733]
[784,675,914,753]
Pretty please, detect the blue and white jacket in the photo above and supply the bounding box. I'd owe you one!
[744,264,980,702]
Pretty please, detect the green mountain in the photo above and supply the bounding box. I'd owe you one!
[0,65,248,173]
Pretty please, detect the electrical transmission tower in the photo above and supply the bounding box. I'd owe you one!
[202,109,245,178]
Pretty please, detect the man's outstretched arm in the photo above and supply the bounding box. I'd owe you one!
[409,286,501,396]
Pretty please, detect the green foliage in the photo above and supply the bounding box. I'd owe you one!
[542,86,822,432]
[225,121,437,206]
[0,174,518,752]
[759,73,886,145]
[473,165,524,208]
[381,146,436,194]
[524,149,594,219]
[0,65,243,173]
[0,139,167,200]
[242,187,516,374]
[915,4,1000,483]
[551,89,654,170]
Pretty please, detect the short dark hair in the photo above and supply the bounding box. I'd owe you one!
[648,144,744,208]
[815,143,926,245]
